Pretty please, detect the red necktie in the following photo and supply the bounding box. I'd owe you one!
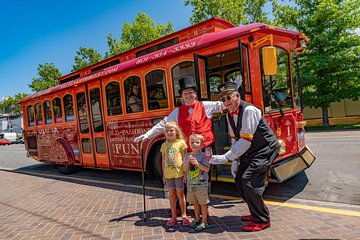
[229,108,239,117]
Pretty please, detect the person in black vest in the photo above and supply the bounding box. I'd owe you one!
[209,82,279,232]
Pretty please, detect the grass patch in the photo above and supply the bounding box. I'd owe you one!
[305,124,360,131]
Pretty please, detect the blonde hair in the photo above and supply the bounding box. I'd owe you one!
[164,121,185,140]
[189,134,204,144]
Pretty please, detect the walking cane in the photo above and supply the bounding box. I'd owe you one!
[140,140,147,222]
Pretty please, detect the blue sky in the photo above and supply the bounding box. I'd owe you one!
[0,0,193,99]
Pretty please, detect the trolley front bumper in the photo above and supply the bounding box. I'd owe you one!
[270,145,316,183]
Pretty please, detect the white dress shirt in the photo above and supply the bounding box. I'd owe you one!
[225,105,262,160]
[146,101,224,138]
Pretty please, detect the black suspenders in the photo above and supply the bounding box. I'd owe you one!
[228,104,243,141]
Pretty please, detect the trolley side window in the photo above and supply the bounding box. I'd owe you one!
[291,51,301,109]
[44,100,53,124]
[53,97,63,123]
[261,46,293,112]
[145,70,168,110]
[76,92,89,134]
[63,94,74,122]
[242,44,252,93]
[209,74,222,94]
[206,48,244,99]
[171,61,195,106]
[105,81,122,116]
[27,105,35,127]
[89,88,104,132]
[82,138,91,153]
[124,76,143,113]
[34,103,43,125]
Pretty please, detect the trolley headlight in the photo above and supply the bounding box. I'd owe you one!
[278,139,286,155]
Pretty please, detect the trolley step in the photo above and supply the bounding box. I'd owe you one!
[211,174,234,183]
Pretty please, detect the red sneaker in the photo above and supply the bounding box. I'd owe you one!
[242,222,271,231]
[241,214,270,221]
[240,215,253,221]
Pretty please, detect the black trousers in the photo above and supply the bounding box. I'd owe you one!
[235,147,279,223]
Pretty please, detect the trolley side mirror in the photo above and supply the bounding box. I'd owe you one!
[262,46,277,76]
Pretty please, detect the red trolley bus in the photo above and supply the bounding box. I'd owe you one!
[20,18,315,183]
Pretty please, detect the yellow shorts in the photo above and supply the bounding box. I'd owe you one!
[186,186,209,205]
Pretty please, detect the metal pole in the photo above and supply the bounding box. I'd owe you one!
[140,140,147,222]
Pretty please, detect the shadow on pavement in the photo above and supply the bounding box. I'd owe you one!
[264,171,309,202]
[209,171,309,203]
[10,162,309,204]
[109,207,248,234]
[13,162,163,188]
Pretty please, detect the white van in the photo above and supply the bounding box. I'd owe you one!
[0,133,17,144]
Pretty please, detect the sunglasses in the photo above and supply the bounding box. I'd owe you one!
[220,95,233,102]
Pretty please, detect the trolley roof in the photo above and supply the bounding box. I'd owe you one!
[20,21,308,104]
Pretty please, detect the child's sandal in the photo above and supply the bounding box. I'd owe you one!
[194,223,210,232]
[181,217,190,226]
[189,219,200,228]
[166,218,177,227]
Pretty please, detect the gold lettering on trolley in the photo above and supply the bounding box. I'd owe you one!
[184,26,209,39]
[153,50,168,59]
[276,128,281,137]
[57,67,119,90]
[136,41,197,65]
[80,66,119,82]
[285,120,292,141]
[37,128,59,135]
[109,128,146,136]
[173,42,196,52]
[136,57,149,64]
[114,143,140,155]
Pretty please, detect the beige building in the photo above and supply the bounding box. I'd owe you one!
[303,97,360,126]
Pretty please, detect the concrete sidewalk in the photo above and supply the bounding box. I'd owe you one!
[0,170,359,240]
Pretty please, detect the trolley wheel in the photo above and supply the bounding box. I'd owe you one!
[152,145,163,179]
[56,164,76,175]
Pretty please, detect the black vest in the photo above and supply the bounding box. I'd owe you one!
[227,101,278,160]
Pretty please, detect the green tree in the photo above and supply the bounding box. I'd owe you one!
[105,13,174,57]
[72,47,103,71]
[0,97,16,114]
[29,63,62,92]
[13,93,28,114]
[184,0,272,25]
[0,93,28,114]
[274,0,360,127]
